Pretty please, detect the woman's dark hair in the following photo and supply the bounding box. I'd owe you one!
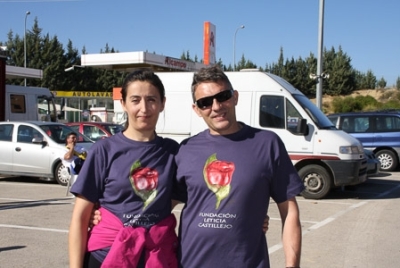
[121,69,166,129]
[121,69,165,102]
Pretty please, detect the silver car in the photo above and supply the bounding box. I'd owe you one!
[0,121,93,186]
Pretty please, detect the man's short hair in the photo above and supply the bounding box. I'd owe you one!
[191,65,233,102]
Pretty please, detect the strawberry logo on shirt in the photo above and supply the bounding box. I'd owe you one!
[129,160,158,210]
[203,154,235,209]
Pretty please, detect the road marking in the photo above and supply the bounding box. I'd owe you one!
[0,224,68,233]
[297,199,354,205]
[268,183,400,255]
[268,201,368,254]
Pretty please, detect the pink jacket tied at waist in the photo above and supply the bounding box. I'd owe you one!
[87,207,178,268]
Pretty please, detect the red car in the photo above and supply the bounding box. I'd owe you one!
[66,122,124,141]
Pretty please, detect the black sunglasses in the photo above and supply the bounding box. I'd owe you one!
[195,89,234,109]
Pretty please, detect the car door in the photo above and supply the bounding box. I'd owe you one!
[257,93,313,155]
[0,124,15,172]
[12,124,52,176]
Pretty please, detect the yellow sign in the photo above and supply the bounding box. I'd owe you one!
[52,91,112,98]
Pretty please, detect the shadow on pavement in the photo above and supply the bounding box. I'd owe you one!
[0,245,26,252]
[325,173,400,200]
[0,198,73,211]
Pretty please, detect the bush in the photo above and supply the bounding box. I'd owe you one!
[331,95,379,113]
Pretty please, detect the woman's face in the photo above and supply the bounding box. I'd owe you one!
[121,81,165,134]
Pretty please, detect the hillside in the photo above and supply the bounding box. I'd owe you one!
[310,87,398,114]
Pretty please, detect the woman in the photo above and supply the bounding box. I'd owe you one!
[68,70,179,268]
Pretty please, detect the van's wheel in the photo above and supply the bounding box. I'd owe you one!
[299,165,331,199]
[55,162,70,186]
[376,150,398,171]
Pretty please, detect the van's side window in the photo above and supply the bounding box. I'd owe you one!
[260,96,285,129]
[10,94,26,114]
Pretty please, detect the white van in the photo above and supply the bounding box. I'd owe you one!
[5,85,57,122]
[154,70,367,199]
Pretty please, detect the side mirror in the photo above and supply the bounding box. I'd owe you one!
[293,118,308,136]
[32,137,48,146]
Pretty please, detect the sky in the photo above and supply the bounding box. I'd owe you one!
[1,0,399,86]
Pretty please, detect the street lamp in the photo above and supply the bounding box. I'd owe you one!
[233,25,245,71]
[24,11,30,87]
[315,0,325,109]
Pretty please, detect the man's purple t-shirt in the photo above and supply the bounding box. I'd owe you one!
[70,132,179,261]
[175,124,304,268]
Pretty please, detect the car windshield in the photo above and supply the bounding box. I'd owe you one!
[104,124,124,135]
[39,124,92,144]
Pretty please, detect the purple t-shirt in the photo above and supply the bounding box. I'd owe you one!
[175,124,304,268]
[71,132,179,261]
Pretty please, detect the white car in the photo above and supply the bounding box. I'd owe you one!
[0,121,93,186]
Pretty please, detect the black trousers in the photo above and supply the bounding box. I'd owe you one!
[83,251,146,268]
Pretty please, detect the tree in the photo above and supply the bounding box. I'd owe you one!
[270,47,285,77]
[1,18,391,98]
[358,70,377,89]
[236,54,257,70]
[323,46,355,96]
[377,77,387,89]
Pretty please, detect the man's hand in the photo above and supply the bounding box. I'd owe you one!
[263,215,270,233]
[88,204,101,229]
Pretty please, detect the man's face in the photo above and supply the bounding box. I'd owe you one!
[192,81,239,136]
[66,134,77,145]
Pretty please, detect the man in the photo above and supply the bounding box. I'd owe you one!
[61,132,87,176]
[174,65,303,267]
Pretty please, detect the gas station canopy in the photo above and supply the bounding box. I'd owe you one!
[5,65,43,79]
[81,51,207,72]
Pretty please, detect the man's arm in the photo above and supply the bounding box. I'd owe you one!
[64,144,75,160]
[277,197,302,268]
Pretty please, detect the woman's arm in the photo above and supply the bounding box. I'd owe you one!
[69,195,95,268]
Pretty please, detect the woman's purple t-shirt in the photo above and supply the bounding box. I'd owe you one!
[71,132,179,261]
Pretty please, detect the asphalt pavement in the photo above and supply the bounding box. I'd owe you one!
[1,172,400,268]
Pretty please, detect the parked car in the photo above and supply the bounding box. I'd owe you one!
[327,110,400,171]
[0,121,94,186]
[66,122,124,141]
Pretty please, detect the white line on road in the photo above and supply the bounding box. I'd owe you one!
[268,183,400,255]
[0,224,68,233]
